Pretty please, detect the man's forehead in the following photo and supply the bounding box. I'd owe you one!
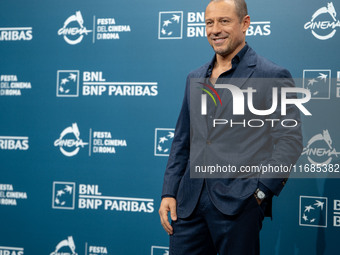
[205,1,236,19]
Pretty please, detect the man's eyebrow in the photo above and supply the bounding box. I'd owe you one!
[205,16,231,20]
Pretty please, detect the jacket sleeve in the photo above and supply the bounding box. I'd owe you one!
[259,68,303,196]
[161,76,191,198]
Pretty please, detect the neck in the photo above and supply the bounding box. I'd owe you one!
[215,41,246,69]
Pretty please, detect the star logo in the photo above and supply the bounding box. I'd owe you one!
[57,70,80,97]
[303,70,331,99]
[299,196,327,228]
[158,11,183,39]
[52,182,76,210]
[154,128,175,156]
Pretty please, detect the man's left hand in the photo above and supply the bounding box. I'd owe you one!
[254,194,262,205]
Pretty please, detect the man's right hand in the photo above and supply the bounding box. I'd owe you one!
[159,197,177,235]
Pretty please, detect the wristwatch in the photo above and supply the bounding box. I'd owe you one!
[254,188,266,201]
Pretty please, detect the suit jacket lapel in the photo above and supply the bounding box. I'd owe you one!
[214,48,257,119]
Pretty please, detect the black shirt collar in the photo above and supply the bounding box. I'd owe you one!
[206,44,249,77]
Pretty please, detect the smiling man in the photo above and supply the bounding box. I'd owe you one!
[159,0,303,254]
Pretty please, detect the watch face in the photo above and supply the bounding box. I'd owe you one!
[257,190,265,200]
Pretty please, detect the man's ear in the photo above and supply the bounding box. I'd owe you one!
[242,15,250,33]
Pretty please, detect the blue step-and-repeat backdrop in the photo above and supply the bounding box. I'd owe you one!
[1,0,340,254]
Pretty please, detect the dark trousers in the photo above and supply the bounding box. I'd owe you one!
[170,183,266,255]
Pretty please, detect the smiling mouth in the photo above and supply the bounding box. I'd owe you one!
[212,37,227,44]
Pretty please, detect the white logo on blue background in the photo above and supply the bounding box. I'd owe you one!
[158,11,183,39]
[304,2,339,40]
[57,70,80,97]
[58,11,92,45]
[299,196,328,228]
[154,128,175,156]
[51,236,78,255]
[303,70,331,99]
[52,182,76,210]
[151,246,169,255]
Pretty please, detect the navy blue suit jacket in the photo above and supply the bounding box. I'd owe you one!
[162,47,303,218]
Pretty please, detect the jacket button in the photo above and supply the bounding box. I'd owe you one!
[206,140,211,144]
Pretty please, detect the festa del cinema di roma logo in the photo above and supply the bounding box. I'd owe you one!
[302,129,340,165]
[54,123,88,157]
[50,236,78,255]
[304,2,340,40]
[58,11,92,45]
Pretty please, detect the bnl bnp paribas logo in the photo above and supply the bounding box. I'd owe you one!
[302,129,340,165]
[304,2,340,40]
[58,11,131,45]
[56,71,80,97]
[0,246,24,255]
[300,196,327,227]
[52,182,154,213]
[151,246,169,255]
[154,128,175,156]
[158,11,271,39]
[57,70,158,97]
[52,182,76,210]
[300,196,340,227]
[303,70,331,99]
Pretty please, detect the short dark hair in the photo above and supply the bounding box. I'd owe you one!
[210,0,248,22]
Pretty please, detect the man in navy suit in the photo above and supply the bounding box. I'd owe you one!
[159,0,303,254]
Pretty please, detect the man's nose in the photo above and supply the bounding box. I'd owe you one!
[211,22,222,34]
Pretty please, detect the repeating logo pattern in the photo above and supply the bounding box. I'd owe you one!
[304,2,340,40]
[57,71,80,97]
[54,123,88,157]
[50,236,78,255]
[303,70,331,99]
[302,129,340,165]
[58,11,92,45]
[151,246,169,255]
[299,196,328,227]
[158,11,183,39]
[52,182,76,210]
[154,128,175,156]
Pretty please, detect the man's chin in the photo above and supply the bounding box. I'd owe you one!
[214,48,232,57]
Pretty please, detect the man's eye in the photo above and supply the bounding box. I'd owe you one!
[206,21,213,26]
[221,20,229,24]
